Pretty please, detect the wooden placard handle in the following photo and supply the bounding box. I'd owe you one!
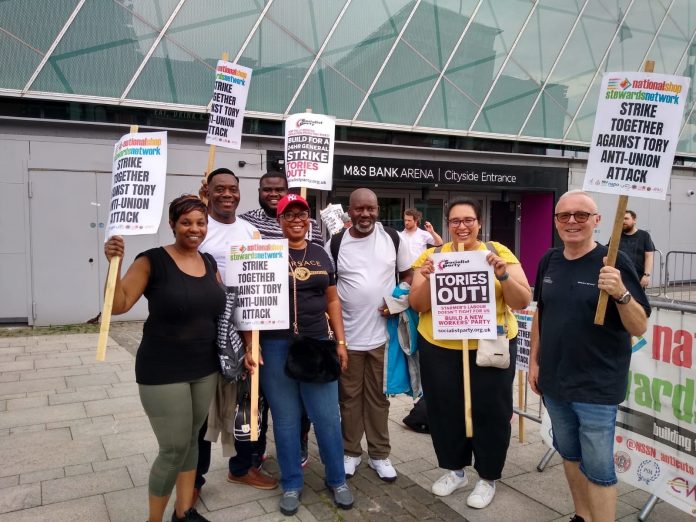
[458,243,473,437]
[518,369,525,443]
[594,195,628,325]
[250,230,261,441]
[96,124,139,361]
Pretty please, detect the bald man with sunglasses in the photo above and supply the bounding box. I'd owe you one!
[529,190,650,522]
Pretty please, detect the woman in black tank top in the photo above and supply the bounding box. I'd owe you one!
[104,195,224,522]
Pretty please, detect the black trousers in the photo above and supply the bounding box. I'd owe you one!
[418,334,516,480]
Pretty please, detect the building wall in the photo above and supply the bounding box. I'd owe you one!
[2,121,696,324]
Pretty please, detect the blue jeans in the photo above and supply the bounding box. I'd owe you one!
[544,395,618,486]
[260,336,345,491]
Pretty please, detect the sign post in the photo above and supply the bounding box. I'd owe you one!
[97,127,168,360]
[430,247,497,437]
[225,237,289,441]
[582,61,690,323]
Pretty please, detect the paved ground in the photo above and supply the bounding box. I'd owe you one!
[0,322,690,521]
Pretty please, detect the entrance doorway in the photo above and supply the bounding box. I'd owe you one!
[323,188,520,255]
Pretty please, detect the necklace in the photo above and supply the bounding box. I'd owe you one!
[289,243,310,281]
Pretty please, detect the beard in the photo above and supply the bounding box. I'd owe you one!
[354,221,375,234]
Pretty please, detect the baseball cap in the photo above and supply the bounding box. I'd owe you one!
[276,194,310,217]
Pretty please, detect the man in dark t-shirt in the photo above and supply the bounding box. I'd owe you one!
[617,210,655,288]
[529,190,650,522]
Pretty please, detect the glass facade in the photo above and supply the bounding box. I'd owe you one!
[2,0,696,155]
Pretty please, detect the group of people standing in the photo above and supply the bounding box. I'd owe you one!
[105,176,650,522]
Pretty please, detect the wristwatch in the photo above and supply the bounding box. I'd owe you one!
[613,290,632,305]
[643,273,651,277]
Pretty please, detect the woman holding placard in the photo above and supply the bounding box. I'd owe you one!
[409,197,531,509]
[104,195,222,522]
[244,194,353,517]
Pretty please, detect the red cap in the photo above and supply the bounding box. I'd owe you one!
[276,194,310,216]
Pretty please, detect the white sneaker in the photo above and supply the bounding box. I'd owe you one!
[431,470,468,497]
[343,455,361,478]
[368,457,397,482]
[467,479,496,508]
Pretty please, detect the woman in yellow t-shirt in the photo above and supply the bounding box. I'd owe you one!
[409,197,531,509]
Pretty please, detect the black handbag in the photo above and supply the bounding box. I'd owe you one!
[286,336,340,383]
[234,378,263,441]
[284,249,341,383]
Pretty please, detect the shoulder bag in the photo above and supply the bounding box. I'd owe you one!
[284,249,341,383]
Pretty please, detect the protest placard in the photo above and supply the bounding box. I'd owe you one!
[583,71,690,200]
[514,304,536,371]
[320,203,346,235]
[285,112,335,190]
[430,250,496,340]
[107,131,167,237]
[225,239,289,331]
[205,60,252,149]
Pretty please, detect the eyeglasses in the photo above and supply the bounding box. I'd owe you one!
[281,210,310,222]
[448,217,477,227]
[554,212,597,223]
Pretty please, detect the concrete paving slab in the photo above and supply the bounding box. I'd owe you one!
[19,467,64,484]
[48,388,108,405]
[0,494,109,522]
[0,361,34,373]
[199,468,281,511]
[105,381,139,398]
[19,367,90,381]
[34,357,85,370]
[441,480,559,521]
[0,483,41,514]
[0,402,85,430]
[65,372,120,388]
[0,377,66,396]
[502,464,572,515]
[64,463,93,477]
[0,374,19,383]
[0,477,18,489]
[103,485,149,522]
[42,467,133,505]
[101,428,158,459]
[0,437,106,478]
[0,428,71,452]
[6,395,48,410]
[0,401,5,412]
[203,499,267,521]
[70,415,149,440]
[10,423,46,434]
[83,395,141,417]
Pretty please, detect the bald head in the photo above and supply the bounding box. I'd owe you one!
[349,188,377,207]
[348,188,379,237]
[556,190,598,213]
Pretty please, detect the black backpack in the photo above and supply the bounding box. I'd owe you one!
[403,397,429,433]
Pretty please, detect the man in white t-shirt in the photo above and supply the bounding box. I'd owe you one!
[195,168,278,500]
[400,208,442,264]
[329,188,412,483]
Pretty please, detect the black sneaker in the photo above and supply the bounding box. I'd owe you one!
[569,516,586,522]
[171,507,210,522]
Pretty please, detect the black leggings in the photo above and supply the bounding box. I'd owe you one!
[418,335,516,480]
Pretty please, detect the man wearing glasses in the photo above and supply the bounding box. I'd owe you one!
[529,190,649,522]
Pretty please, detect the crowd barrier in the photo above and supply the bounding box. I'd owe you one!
[514,299,696,520]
